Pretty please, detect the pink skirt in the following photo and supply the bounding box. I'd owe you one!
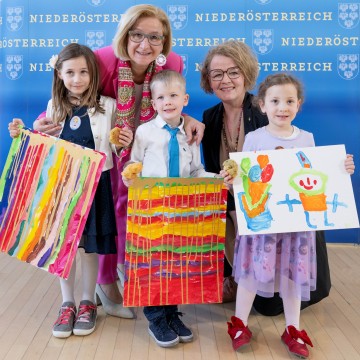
[232,231,317,301]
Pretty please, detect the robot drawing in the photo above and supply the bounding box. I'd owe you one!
[277,151,347,229]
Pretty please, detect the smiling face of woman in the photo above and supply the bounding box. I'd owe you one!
[127,16,164,76]
[208,54,246,105]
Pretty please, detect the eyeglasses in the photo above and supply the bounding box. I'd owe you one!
[208,66,242,81]
[128,30,164,46]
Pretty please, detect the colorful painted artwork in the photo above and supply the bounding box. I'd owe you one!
[230,145,359,235]
[124,178,227,307]
[0,129,106,278]
[237,154,274,232]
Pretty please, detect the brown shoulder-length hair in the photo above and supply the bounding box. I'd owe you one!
[112,4,172,60]
[253,73,305,110]
[200,40,259,94]
[51,42,104,124]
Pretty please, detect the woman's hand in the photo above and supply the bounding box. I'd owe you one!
[116,127,133,148]
[183,115,205,146]
[33,117,62,136]
[220,169,234,190]
[345,154,355,175]
[8,118,24,138]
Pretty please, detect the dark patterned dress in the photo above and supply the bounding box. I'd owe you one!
[59,106,117,254]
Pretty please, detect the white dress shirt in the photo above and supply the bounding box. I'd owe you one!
[130,115,216,178]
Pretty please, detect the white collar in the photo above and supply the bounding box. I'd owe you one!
[153,114,185,134]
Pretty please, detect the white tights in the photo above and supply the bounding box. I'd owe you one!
[235,277,301,329]
[59,248,98,304]
[235,284,256,326]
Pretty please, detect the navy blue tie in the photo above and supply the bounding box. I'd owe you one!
[164,124,180,177]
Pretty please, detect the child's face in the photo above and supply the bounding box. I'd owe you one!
[259,83,301,131]
[151,81,189,126]
[57,56,90,98]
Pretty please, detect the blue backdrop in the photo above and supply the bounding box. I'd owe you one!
[1,0,359,243]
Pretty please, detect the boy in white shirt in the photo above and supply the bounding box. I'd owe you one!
[122,70,228,347]
[128,70,215,178]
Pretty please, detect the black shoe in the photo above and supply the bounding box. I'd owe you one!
[148,316,179,347]
[167,311,193,343]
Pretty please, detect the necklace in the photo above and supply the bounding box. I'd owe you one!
[67,93,82,106]
[222,106,243,153]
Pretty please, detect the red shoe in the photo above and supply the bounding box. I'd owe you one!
[281,325,313,359]
[227,316,252,351]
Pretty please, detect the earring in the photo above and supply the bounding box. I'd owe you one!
[155,53,167,66]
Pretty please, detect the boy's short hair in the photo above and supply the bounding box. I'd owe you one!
[150,70,186,95]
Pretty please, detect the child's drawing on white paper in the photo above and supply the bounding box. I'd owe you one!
[230,145,359,235]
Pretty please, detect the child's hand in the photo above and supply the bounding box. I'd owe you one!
[8,118,24,138]
[122,175,134,188]
[121,162,143,187]
[345,154,355,175]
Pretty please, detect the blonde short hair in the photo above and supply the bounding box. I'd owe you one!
[113,4,172,60]
[200,40,259,94]
[150,70,186,95]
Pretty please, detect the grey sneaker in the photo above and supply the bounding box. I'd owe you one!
[52,302,76,338]
[73,300,97,336]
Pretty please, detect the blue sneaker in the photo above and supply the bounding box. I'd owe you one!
[148,316,179,347]
[167,312,193,343]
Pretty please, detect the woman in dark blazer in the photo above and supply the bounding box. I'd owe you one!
[200,40,331,312]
